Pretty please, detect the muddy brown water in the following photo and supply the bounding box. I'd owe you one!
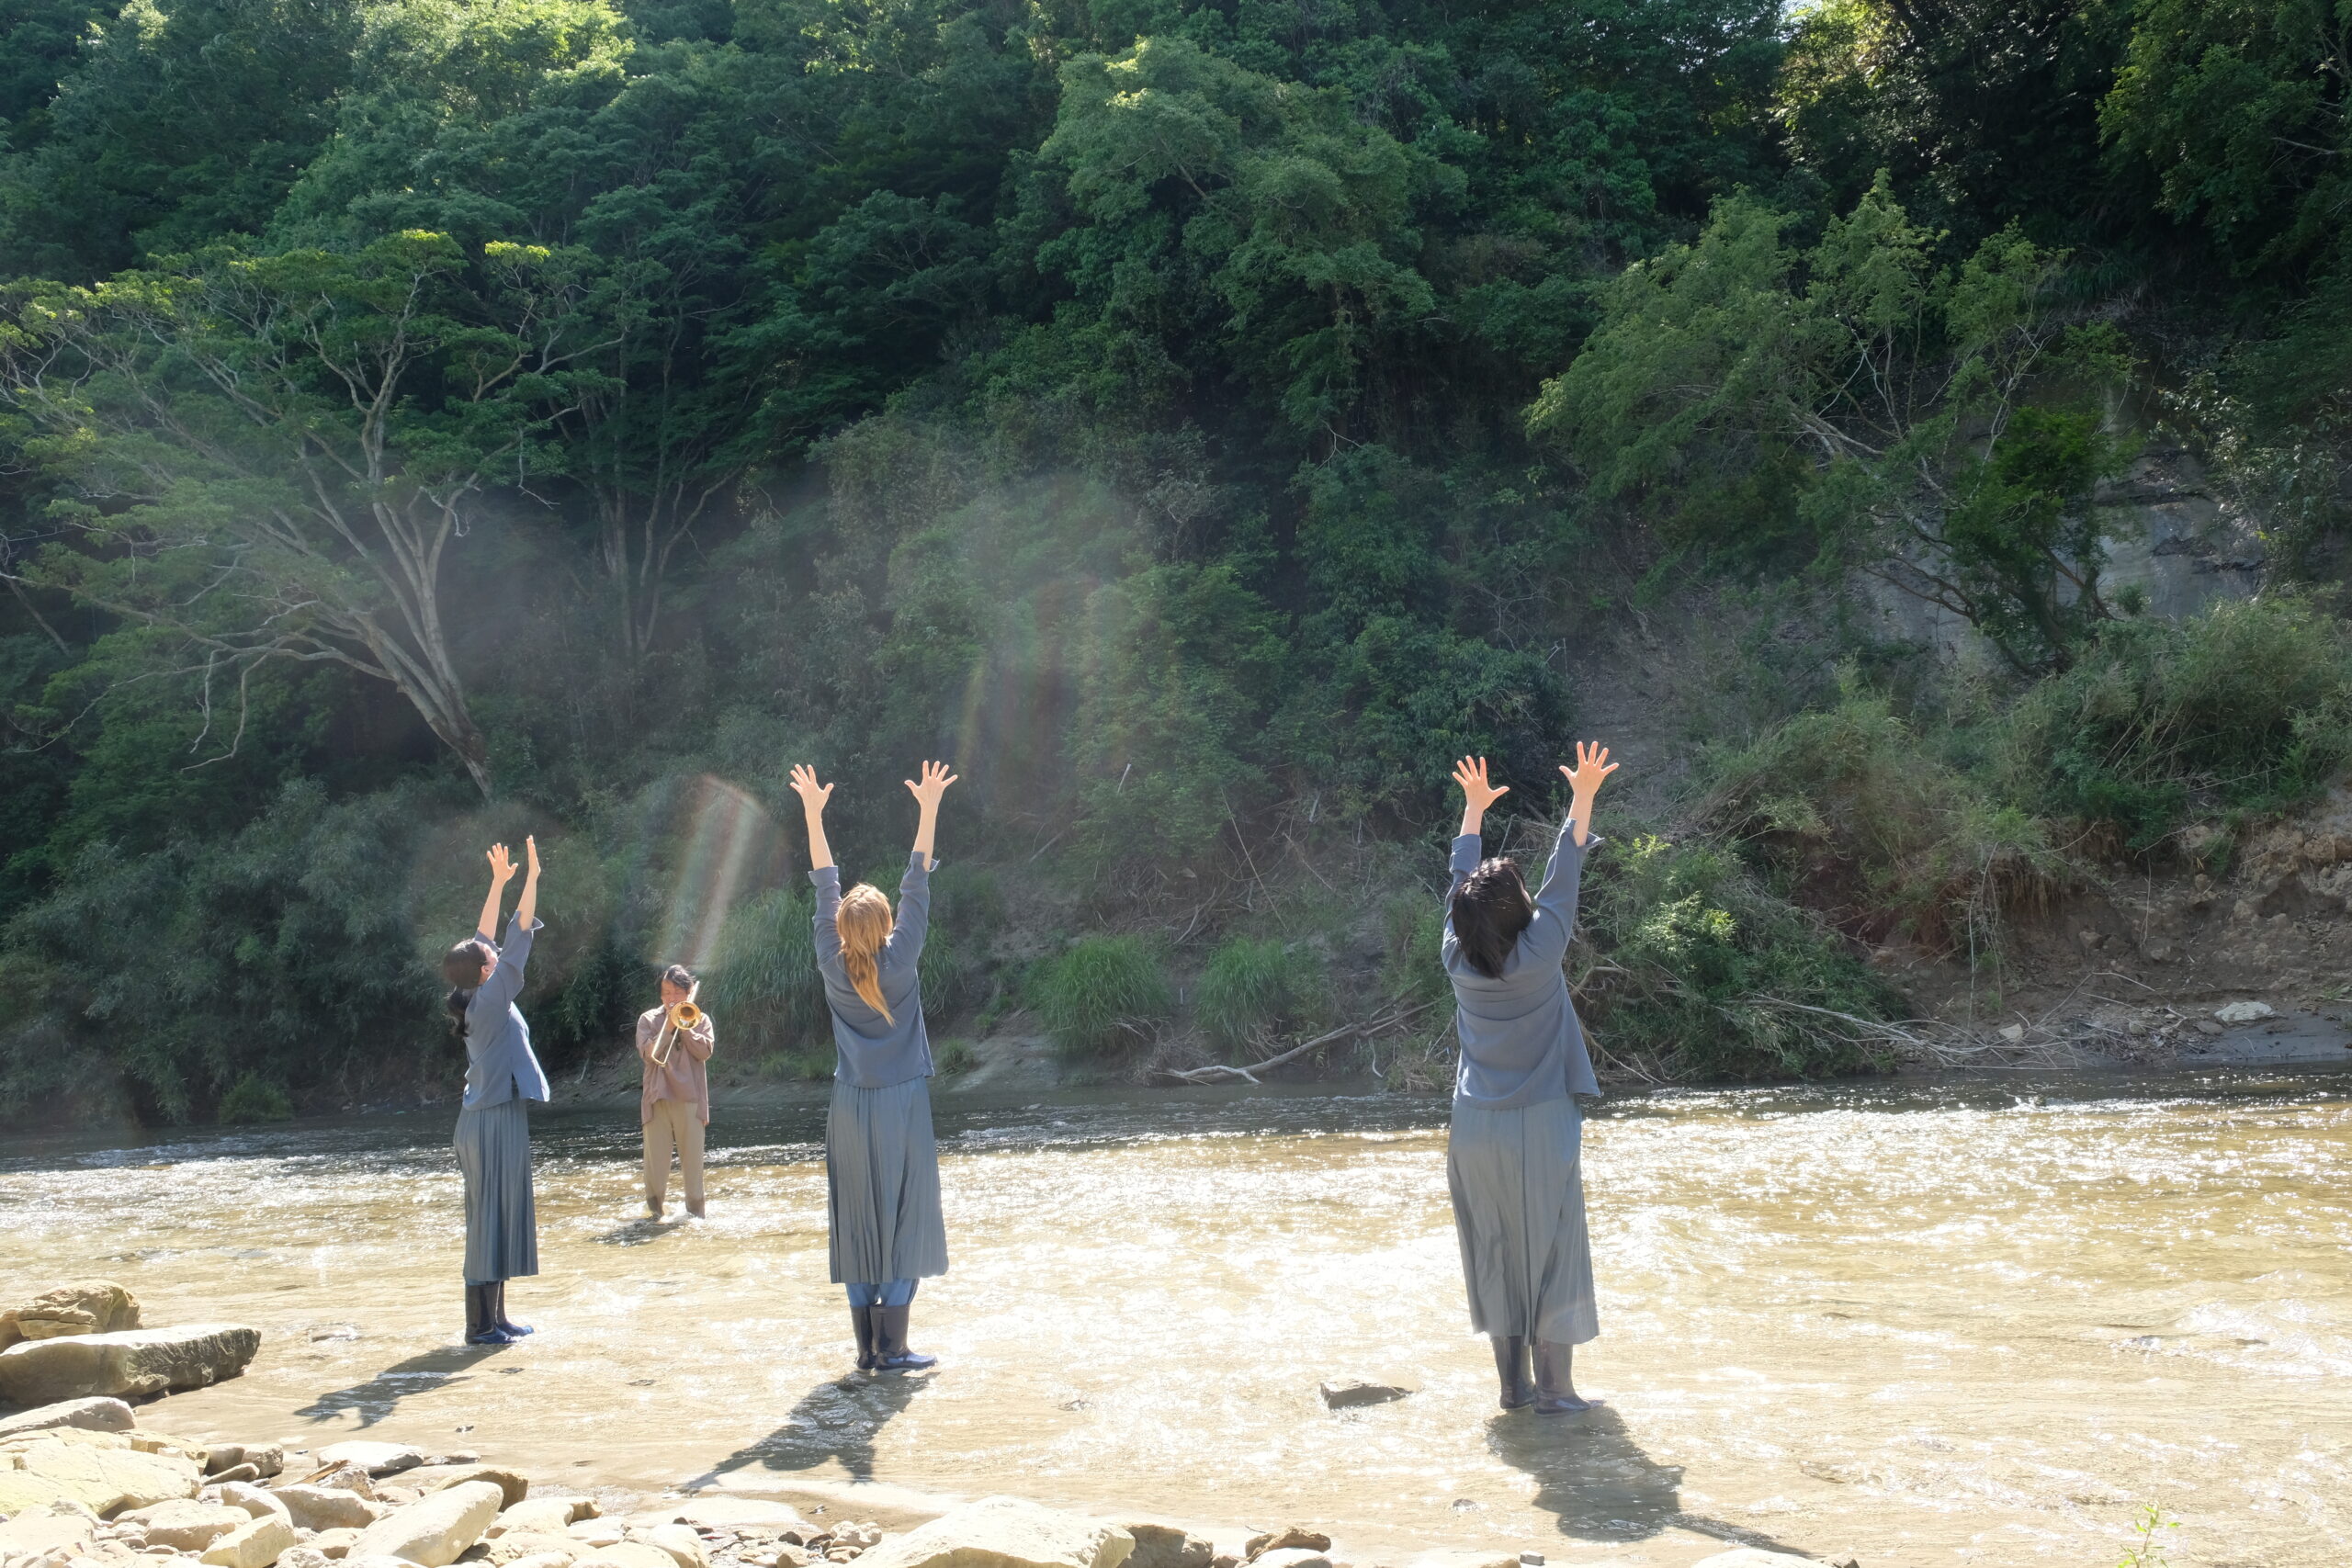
[4,1072,2348,1568]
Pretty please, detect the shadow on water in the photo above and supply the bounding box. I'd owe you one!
[295,1343,514,1428]
[1487,1404,1815,1557]
[591,1214,695,1247]
[686,1371,932,1487]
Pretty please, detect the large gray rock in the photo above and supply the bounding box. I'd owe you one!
[220,1481,294,1521]
[0,1324,259,1404]
[120,1500,254,1551]
[200,1514,299,1568]
[0,1283,141,1348]
[853,1497,1134,1568]
[0,1432,202,1516]
[1110,1526,1208,1568]
[316,1443,425,1480]
[0,1397,136,1440]
[205,1443,287,1480]
[629,1525,707,1568]
[412,1466,526,1511]
[276,1485,390,1531]
[345,1480,506,1567]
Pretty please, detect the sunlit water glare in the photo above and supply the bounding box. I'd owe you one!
[4,1073,2347,1567]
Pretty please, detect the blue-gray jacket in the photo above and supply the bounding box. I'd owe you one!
[1442,822,1602,1110]
[811,853,933,1089]
[461,915,552,1109]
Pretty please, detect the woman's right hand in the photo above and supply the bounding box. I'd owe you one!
[1452,756,1509,813]
[905,759,958,809]
[789,763,832,812]
[487,843,517,884]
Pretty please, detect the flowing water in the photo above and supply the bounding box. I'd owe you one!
[5,1071,2350,1568]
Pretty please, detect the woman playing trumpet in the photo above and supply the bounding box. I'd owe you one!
[788,758,957,1374]
[637,964,716,1219]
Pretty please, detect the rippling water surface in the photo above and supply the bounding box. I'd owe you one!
[5,1072,2348,1568]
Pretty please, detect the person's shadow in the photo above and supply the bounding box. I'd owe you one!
[294,1343,514,1429]
[1487,1404,1815,1556]
[682,1371,930,1488]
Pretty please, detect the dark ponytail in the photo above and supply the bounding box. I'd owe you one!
[1450,857,1534,979]
[441,939,493,1039]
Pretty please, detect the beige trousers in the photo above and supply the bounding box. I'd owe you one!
[643,1099,705,1209]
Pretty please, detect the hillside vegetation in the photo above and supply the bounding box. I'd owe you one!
[0,0,2346,1121]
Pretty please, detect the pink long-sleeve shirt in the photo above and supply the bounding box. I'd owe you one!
[636,1005,715,1125]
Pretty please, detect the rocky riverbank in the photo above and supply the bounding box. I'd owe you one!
[0,1392,1858,1568]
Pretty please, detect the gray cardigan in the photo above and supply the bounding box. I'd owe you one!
[1442,822,1601,1110]
[462,915,552,1109]
[810,853,933,1089]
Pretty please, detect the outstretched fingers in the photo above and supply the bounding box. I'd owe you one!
[905,759,960,802]
[788,763,832,808]
[486,842,515,881]
[1452,755,1508,803]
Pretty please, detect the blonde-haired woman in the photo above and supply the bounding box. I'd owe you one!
[789,758,957,1373]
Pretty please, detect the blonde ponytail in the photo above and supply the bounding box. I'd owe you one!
[835,884,896,1023]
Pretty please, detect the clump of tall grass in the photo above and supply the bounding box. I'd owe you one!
[216,1073,294,1123]
[701,887,828,1052]
[1028,935,1172,1058]
[1996,593,2352,853]
[1195,936,1330,1052]
[1379,895,1449,1010]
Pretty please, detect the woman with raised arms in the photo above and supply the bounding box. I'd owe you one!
[789,759,958,1374]
[441,835,551,1347]
[1442,744,1617,1415]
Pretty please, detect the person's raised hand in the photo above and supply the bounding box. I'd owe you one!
[905,759,959,809]
[487,842,516,883]
[1560,741,1619,796]
[524,835,540,879]
[788,763,832,811]
[1452,756,1509,813]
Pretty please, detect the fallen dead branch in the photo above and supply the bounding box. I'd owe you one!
[1156,999,1439,1085]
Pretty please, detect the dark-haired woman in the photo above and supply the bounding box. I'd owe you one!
[787,759,956,1374]
[1443,746,1616,1415]
[442,836,550,1347]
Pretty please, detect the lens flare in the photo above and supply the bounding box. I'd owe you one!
[657,776,782,971]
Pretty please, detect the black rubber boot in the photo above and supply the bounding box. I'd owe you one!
[1491,1336,1534,1410]
[874,1305,936,1371]
[1531,1340,1591,1415]
[492,1280,533,1337]
[853,1307,878,1372]
[464,1285,511,1346]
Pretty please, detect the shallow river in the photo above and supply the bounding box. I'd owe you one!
[5,1072,2349,1568]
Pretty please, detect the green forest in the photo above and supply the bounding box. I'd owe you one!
[0,0,2346,1123]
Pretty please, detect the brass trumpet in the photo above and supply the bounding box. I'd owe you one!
[651,982,702,1066]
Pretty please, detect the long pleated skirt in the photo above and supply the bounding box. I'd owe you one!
[1447,1093,1597,1346]
[826,1077,948,1284]
[455,1098,538,1285]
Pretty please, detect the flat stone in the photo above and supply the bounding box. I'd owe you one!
[853,1496,1134,1568]
[345,1481,507,1567]
[572,1547,680,1568]
[220,1483,292,1521]
[481,1534,581,1566]
[491,1503,591,1539]
[628,1502,802,1535]
[300,1465,378,1497]
[1317,1376,1412,1410]
[206,1446,286,1481]
[0,1435,202,1516]
[276,1487,390,1532]
[629,1526,707,1568]
[0,1398,137,1440]
[0,1502,100,1557]
[566,1524,625,1551]
[120,1502,254,1551]
[2214,1000,2278,1024]
[1111,1525,1208,1568]
[0,1325,260,1406]
[1244,1533,1331,1561]
[315,1445,424,1481]
[312,1529,365,1560]
[1,1283,142,1347]
[412,1468,526,1511]
[202,1516,298,1568]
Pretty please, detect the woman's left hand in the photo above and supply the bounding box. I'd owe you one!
[905,759,958,809]
[1559,741,1619,795]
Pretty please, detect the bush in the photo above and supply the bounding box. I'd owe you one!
[1195,936,1331,1051]
[701,888,828,1054]
[1028,935,1172,1058]
[1379,894,1449,1010]
[216,1072,295,1123]
[933,1038,978,1074]
[1997,595,2352,852]
[1706,688,2053,951]
[1578,833,1906,1080]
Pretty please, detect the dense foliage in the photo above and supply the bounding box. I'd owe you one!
[0,0,2345,1119]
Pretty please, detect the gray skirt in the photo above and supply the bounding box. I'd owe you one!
[455,1098,537,1284]
[1447,1093,1597,1345]
[827,1076,948,1284]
